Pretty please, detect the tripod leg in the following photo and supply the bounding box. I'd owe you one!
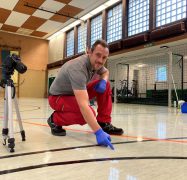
[2,86,9,145]
[13,96,25,141]
[7,85,15,152]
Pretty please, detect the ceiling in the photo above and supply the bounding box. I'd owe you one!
[0,0,107,39]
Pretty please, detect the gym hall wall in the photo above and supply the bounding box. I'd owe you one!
[0,31,48,98]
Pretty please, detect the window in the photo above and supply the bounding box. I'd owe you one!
[91,15,102,46]
[107,3,122,43]
[156,0,186,27]
[66,30,74,57]
[128,0,149,36]
[156,66,167,82]
[78,23,87,53]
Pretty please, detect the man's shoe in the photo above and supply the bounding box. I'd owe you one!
[47,114,66,136]
[98,122,124,135]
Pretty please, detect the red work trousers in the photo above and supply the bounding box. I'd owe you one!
[48,80,112,126]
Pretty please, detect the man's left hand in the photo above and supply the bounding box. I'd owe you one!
[94,79,107,93]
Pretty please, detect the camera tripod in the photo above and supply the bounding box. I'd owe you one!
[0,79,25,152]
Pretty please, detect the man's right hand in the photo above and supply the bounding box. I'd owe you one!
[95,128,114,150]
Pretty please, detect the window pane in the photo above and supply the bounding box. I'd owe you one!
[156,66,167,82]
[91,15,102,46]
[78,23,87,53]
[128,0,149,36]
[156,0,186,27]
[66,30,74,57]
[107,3,122,43]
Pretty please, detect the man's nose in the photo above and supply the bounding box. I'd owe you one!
[98,57,104,63]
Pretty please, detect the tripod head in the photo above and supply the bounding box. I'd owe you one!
[0,54,27,88]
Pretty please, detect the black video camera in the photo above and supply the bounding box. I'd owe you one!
[2,54,27,81]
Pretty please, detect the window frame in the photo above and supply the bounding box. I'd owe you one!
[155,0,186,28]
[106,3,123,43]
[127,0,150,37]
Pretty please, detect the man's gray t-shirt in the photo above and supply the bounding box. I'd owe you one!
[49,55,106,95]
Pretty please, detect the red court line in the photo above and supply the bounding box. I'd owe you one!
[22,120,187,144]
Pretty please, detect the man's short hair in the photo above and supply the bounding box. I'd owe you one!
[91,39,109,52]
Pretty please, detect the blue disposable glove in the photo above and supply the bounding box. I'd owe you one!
[95,128,114,150]
[94,79,107,93]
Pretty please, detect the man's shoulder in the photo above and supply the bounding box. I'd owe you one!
[69,54,88,67]
[67,54,87,63]
[76,54,88,62]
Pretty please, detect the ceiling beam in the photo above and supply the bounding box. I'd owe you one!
[24,2,80,20]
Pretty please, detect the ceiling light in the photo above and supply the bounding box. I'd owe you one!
[136,63,147,67]
[105,0,121,7]
[80,13,92,21]
[47,31,62,40]
[60,26,70,33]
[68,20,81,28]
[160,45,169,49]
[59,20,81,33]
[89,4,107,15]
